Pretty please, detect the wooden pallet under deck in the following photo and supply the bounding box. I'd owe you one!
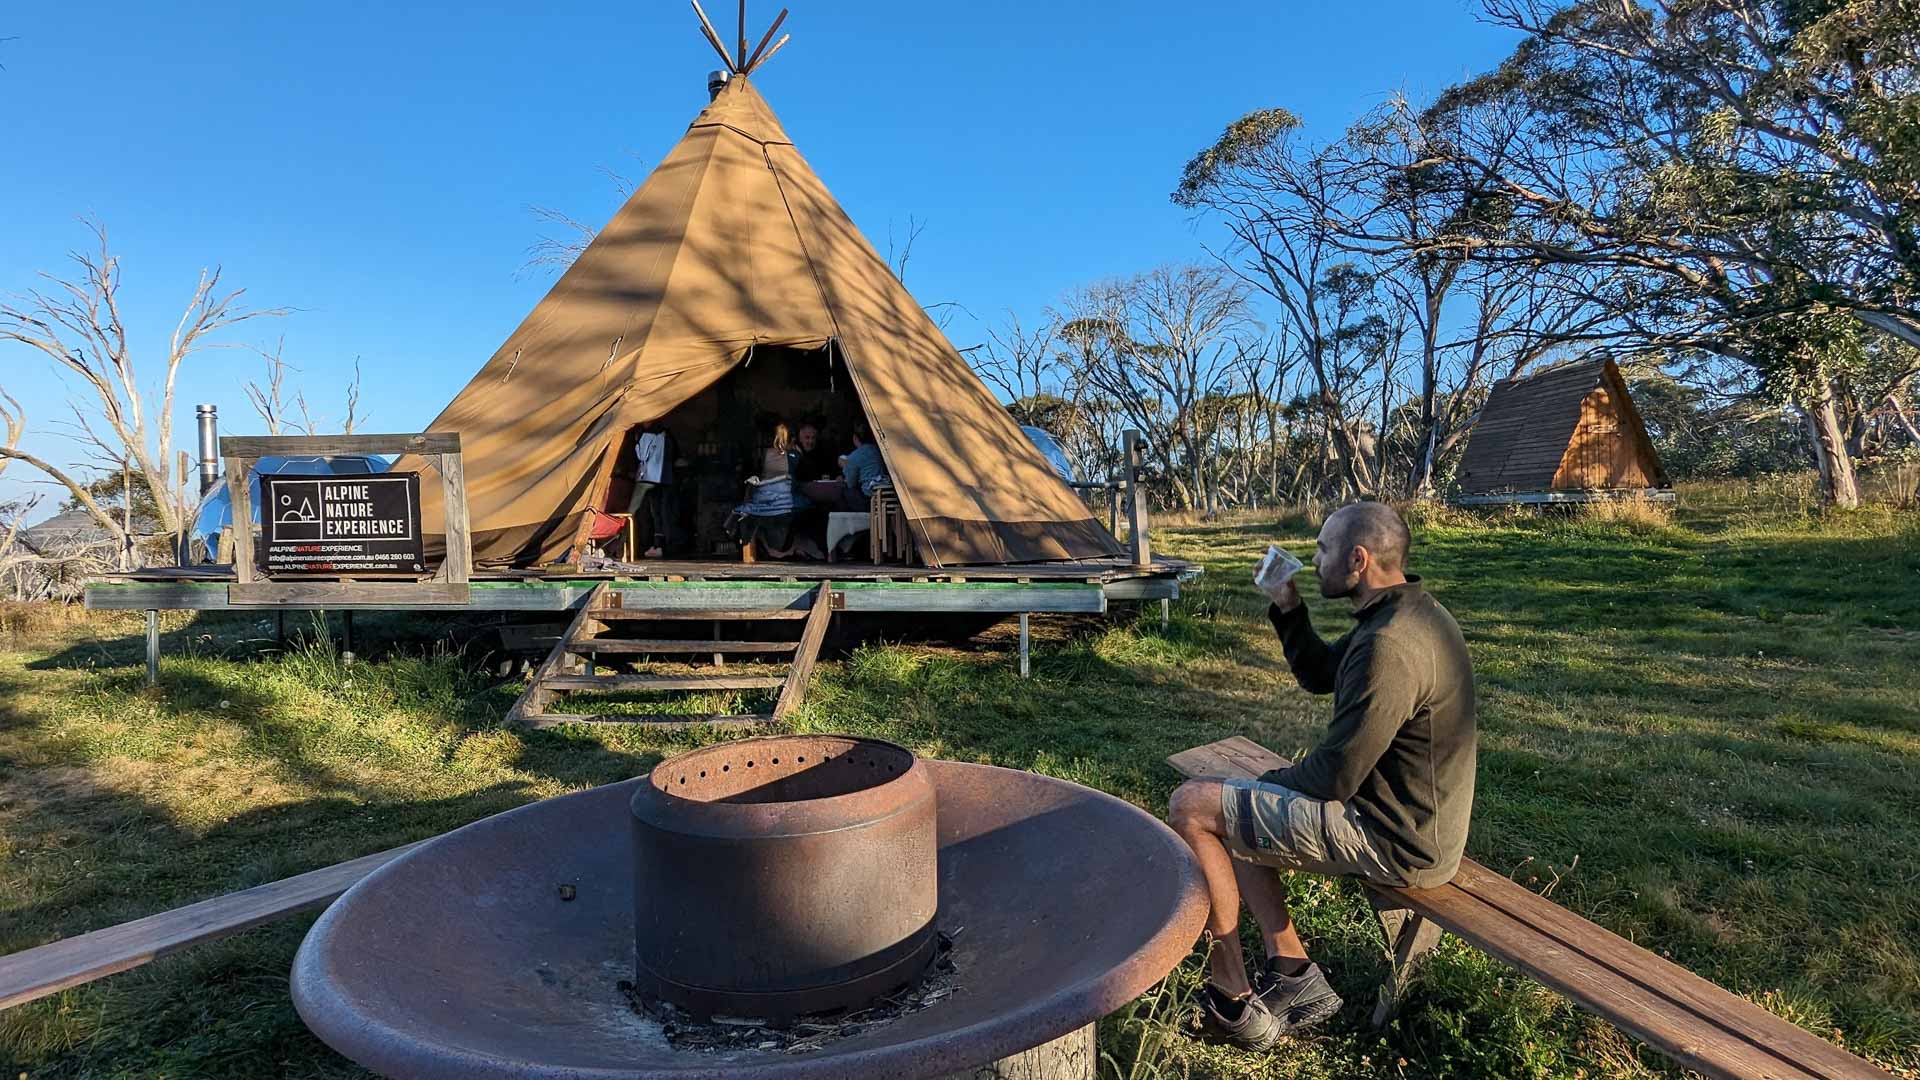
[503,582,836,729]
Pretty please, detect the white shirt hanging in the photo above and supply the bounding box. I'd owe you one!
[635,431,668,485]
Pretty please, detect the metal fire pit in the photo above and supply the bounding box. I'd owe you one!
[630,735,938,1019]
[291,756,1207,1080]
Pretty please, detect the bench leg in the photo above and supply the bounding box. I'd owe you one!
[1370,903,1443,1027]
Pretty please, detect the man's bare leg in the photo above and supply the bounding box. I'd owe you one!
[1167,779,1254,998]
[1231,859,1312,976]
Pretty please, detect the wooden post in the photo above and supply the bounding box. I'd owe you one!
[437,449,472,584]
[936,1023,1094,1079]
[1371,902,1445,1027]
[1018,613,1031,679]
[144,610,159,686]
[1123,430,1151,567]
[225,457,255,584]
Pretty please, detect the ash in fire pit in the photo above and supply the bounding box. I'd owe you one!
[630,735,941,1022]
[619,926,961,1055]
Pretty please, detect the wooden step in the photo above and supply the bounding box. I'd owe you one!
[543,673,787,692]
[522,713,772,730]
[586,607,809,620]
[567,639,798,655]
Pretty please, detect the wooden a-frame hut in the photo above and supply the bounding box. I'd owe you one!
[1452,358,1671,505]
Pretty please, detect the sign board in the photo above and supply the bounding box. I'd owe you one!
[258,472,425,576]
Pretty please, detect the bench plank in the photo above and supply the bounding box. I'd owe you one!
[1450,862,1886,1080]
[1167,737,1893,1080]
[0,841,422,1011]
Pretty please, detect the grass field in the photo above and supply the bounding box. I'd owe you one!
[2,483,1917,1078]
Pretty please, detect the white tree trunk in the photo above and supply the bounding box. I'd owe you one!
[1801,386,1861,509]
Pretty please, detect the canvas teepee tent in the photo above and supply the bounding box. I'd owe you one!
[401,66,1119,569]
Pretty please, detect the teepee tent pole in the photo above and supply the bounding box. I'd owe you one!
[737,0,748,70]
[751,33,792,71]
[744,9,788,73]
[690,0,737,72]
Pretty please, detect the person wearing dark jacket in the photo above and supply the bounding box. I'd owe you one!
[1167,501,1476,1050]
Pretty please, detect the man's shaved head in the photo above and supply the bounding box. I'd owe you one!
[1326,502,1411,572]
[1313,502,1411,599]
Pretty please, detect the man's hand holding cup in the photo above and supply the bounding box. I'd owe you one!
[1253,544,1305,612]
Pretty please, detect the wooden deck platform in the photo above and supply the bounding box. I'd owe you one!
[84,556,1199,613]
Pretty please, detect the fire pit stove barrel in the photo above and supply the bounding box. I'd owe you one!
[629,735,939,1020]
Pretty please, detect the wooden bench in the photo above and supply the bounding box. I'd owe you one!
[1169,736,1895,1080]
[0,842,421,1011]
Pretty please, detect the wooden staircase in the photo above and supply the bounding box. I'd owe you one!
[505,582,835,729]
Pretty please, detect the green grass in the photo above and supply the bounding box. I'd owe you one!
[2,485,1917,1078]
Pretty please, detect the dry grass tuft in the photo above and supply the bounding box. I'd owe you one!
[1575,492,1675,528]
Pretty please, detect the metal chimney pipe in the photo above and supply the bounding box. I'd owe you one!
[195,404,220,495]
[707,69,730,101]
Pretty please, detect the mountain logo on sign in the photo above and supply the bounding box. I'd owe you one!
[276,493,318,524]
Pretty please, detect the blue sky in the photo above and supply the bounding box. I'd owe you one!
[0,1,1521,509]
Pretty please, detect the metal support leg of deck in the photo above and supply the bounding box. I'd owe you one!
[1018,613,1031,679]
[342,610,355,668]
[1161,598,1171,629]
[144,610,159,687]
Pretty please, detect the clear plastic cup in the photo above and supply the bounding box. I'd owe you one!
[1253,544,1304,592]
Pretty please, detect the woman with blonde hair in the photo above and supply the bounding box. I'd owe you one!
[761,422,795,480]
[731,419,820,559]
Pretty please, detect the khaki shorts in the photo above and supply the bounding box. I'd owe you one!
[1219,779,1405,887]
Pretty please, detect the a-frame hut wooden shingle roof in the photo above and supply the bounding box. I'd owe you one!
[1454,358,1668,499]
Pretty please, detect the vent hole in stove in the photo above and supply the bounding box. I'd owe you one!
[655,737,916,805]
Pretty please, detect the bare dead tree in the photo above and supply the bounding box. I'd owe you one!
[521,206,602,276]
[975,313,1067,421]
[245,339,300,435]
[0,219,284,561]
[887,215,929,283]
[1055,268,1257,510]
[519,155,645,277]
[245,343,366,437]
[0,392,31,580]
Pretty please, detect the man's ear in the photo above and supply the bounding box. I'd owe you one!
[1350,544,1371,576]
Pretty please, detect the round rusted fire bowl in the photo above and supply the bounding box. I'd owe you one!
[291,757,1207,1080]
[630,735,938,1019]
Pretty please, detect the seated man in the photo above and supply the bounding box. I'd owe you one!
[1167,502,1476,1049]
[839,425,889,508]
[796,422,851,508]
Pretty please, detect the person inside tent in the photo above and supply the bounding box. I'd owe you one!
[794,423,840,494]
[731,421,823,560]
[625,419,679,559]
[840,425,890,507]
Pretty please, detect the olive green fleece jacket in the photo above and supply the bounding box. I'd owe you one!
[1263,578,1477,888]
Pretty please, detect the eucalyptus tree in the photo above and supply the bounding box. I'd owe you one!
[1173,112,1399,497]
[1414,0,1920,506]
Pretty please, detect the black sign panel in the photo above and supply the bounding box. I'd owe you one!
[258,472,425,575]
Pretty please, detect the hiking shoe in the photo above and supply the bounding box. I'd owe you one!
[1254,959,1343,1032]
[1193,986,1286,1051]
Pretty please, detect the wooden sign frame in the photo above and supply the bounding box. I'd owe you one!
[220,432,471,606]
